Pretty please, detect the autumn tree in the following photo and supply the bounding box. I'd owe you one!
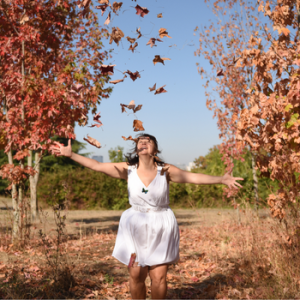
[0,0,111,241]
[194,0,265,208]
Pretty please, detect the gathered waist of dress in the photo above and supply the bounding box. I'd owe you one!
[131,204,170,213]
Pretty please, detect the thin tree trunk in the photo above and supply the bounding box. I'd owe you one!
[28,150,40,221]
[251,151,259,211]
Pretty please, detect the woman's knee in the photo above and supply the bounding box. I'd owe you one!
[129,266,148,283]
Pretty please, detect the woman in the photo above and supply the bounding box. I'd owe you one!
[51,133,243,299]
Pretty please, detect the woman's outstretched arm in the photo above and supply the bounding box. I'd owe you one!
[167,164,243,189]
[50,139,128,180]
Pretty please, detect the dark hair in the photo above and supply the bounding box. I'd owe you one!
[125,133,165,166]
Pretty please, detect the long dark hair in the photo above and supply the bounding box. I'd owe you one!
[125,133,165,166]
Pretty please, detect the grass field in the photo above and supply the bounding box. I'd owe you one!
[0,197,299,299]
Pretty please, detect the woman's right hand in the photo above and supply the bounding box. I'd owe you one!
[50,139,72,157]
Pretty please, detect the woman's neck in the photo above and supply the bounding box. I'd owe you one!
[138,156,156,170]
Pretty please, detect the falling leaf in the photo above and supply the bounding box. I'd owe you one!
[93,112,102,123]
[160,165,169,175]
[153,55,171,65]
[88,123,103,128]
[157,13,163,18]
[122,136,138,143]
[128,253,136,267]
[98,0,109,4]
[20,13,29,25]
[104,11,111,25]
[124,70,141,81]
[83,135,101,148]
[135,5,149,17]
[217,69,224,76]
[133,120,144,131]
[128,42,138,52]
[146,38,163,48]
[95,4,109,16]
[149,83,156,92]
[120,100,142,113]
[158,28,172,39]
[109,78,125,84]
[154,85,167,95]
[100,64,116,75]
[112,1,122,13]
[78,0,91,9]
[126,36,136,44]
[136,28,142,39]
[109,27,124,45]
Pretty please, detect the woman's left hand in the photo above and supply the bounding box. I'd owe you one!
[221,170,244,189]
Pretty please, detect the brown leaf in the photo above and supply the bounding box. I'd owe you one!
[134,104,142,113]
[125,70,141,81]
[100,64,116,75]
[95,4,109,16]
[88,123,103,128]
[78,0,92,9]
[158,28,172,39]
[126,36,136,44]
[135,5,149,17]
[133,120,144,131]
[122,136,138,143]
[154,85,167,95]
[112,1,122,13]
[80,114,88,126]
[20,13,29,25]
[83,135,101,148]
[136,28,142,39]
[120,100,142,113]
[153,55,170,65]
[128,42,138,53]
[109,27,124,45]
[149,83,156,92]
[128,253,136,267]
[157,13,163,18]
[146,38,163,48]
[217,69,224,76]
[104,11,111,25]
[109,78,125,84]
[160,165,169,175]
[98,0,109,4]
[93,112,102,124]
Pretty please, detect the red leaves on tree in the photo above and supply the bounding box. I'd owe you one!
[133,120,144,131]
[158,28,172,39]
[100,64,116,75]
[83,135,101,148]
[128,42,138,52]
[124,70,141,81]
[154,85,167,95]
[109,27,124,45]
[153,55,170,65]
[135,5,149,17]
[146,38,163,48]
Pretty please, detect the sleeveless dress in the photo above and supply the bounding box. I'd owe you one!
[112,164,180,267]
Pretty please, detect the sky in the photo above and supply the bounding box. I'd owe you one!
[75,0,221,166]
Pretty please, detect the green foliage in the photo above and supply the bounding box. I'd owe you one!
[108,146,125,163]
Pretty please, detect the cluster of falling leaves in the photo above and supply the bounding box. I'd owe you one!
[75,0,173,149]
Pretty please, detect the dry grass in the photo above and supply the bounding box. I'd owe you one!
[0,198,299,299]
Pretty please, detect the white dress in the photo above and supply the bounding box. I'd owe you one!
[112,164,180,267]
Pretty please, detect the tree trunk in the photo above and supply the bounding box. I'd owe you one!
[251,151,259,211]
[28,150,40,221]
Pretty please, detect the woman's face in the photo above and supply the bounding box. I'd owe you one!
[137,137,156,156]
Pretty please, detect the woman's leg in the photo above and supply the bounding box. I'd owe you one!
[128,265,149,299]
[149,264,169,300]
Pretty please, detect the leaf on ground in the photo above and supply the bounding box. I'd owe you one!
[104,11,111,25]
[83,135,101,148]
[135,5,149,17]
[153,55,170,65]
[149,83,156,92]
[124,70,141,81]
[126,36,136,44]
[109,27,124,45]
[100,64,116,75]
[154,85,167,95]
[146,38,163,48]
[133,120,144,131]
[158,28,172,39]
[128,42,138,52]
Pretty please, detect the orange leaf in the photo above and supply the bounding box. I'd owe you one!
[133,120,144,131]
[153,55,170,65]
[158,28,171,39]
[154,85,167,95]
[83,135,101,148]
